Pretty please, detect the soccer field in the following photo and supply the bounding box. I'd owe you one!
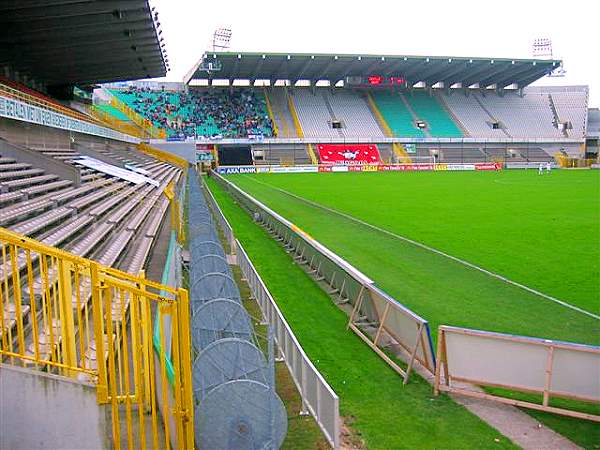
[227,169,599,346]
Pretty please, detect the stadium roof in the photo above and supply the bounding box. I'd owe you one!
[0,0,167,87]
[186,52,561,89]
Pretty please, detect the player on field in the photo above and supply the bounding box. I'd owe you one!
[538,163,544,175]
[546,161,552,173]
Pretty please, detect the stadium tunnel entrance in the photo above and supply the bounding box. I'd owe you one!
[218,144,253,165]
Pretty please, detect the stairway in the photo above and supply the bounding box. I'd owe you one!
[548,94,569,137]
[436,93,471,137]
[399,93,431,138]
[472,94,512,138]
[266,89,297,138]
[321,92,344,137]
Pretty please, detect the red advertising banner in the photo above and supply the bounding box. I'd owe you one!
[474,162,502,171]
[317,144,381,165]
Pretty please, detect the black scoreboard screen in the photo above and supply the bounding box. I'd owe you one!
[346,75,407,87]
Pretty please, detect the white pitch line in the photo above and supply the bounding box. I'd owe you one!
[243,176,599,321]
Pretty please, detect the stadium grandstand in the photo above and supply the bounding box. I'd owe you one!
[0,2,199,449]
[1,1,598,448]
[96,52,594,168]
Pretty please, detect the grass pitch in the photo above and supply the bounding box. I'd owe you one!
[207,176,518,450]
[227,169,599,345]
[219,169,599,448]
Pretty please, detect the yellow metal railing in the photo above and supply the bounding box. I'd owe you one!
[307,143,319,165]
[138,143,188,169]
[366,92,393,138]
[392,143,412,164]
[0,227,194,449]
[263,89,280,137]
[89,105,149,139]
[108,93,166,139]
[287,92,304,138]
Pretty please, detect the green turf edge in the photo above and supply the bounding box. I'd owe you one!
[207,176,520,450]
[222,173,599,449]
[203,183,329,449]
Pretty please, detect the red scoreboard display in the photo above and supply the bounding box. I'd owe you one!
[347,75,407,87]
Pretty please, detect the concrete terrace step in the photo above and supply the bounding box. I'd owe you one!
[1,174,59,192]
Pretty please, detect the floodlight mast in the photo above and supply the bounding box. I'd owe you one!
[532,37,566,77]
[212,28,232,52]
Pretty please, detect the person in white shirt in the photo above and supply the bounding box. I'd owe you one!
[539,163,544,175]
[546,162,552,173]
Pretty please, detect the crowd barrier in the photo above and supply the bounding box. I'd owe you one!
[201,175,341,448]
[435,326,600,422]
[210,171,436,382]
[236,240,341,448]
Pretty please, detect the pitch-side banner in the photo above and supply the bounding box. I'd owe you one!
[217,163,502,175]
[317,144,381,165]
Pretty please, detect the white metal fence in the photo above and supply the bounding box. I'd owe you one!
[236,240,340,448]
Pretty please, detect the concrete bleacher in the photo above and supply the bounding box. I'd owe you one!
[475,91,563,139]
[541,86,589,139]
[0,141,182,363]
[441,88,589,140]
[442,93,509,138]
[371,91,425,138]
[325,90,385,139]
[405,91,463,137]
[292,89,386,139]
[292,89,337,138]
[264,89,297,138]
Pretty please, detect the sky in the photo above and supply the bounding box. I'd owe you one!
[150,0,599,107]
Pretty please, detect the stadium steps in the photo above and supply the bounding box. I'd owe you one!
[404,91,463,137]
[321,92,344,138]
[435,92,471,137]
[267,89,298,138]
[399,93,432,138]
[371,91,425,138]
[472,94,512,138]
[1,161,181,369]
[548,94,569,138]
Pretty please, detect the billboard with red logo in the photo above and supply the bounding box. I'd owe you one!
[317,144,381,165]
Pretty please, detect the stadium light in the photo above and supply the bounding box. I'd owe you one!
[211,27,232,52]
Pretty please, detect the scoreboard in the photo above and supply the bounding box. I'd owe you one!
[346,75,407,87]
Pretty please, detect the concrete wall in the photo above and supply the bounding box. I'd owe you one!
[0,364,109,450]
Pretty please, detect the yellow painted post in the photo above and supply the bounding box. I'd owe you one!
[307,143,319,165]
[263,89,280,137]
[158,303,171,450]
[138,270,152,413]
[8,245,26,361]
[130,287,147,450]
[90,262,108,403]
[287,92,304,138]
[170,301,185,448]
[177,288,194,448]
[393,143,412,164]
[57,259,77,377]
